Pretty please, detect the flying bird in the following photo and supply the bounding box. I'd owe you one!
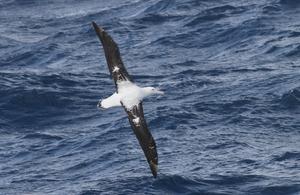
[92,22,163,178]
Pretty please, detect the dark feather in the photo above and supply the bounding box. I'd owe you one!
[92,21,132,90]
[123,102,158,178]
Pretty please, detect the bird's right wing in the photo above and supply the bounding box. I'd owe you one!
[92,22,132,89]
[123,102,158,178]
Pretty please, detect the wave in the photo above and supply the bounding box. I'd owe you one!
[135,13,183,25]
[22,132,63,140]
[279,0,300,6]
[259,184,300,195]
[205,140,250,150]
[185,5,246,27]
[273,151,300,161]
[79,174,300,195]
[280,88,300,108]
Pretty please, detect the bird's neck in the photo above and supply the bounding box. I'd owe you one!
[141,87,154,97]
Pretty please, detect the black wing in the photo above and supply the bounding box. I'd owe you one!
[123,102,158,178]
[92,21,132,89]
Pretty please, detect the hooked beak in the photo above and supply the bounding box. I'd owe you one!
[155,88,164,95]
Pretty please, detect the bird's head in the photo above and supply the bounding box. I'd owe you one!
[143,87,164,95]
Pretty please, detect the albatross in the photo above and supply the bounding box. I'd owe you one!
[92,22,163,178]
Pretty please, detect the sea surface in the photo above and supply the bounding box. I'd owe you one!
[1,0,300,194]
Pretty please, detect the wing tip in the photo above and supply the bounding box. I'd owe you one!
[150,161,158,178]
[92,21,104,33]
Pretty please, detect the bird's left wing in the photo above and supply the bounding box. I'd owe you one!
[122,102,158,178]
[92,21,132,89]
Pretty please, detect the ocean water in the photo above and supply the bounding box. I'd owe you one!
[0,0,300,194]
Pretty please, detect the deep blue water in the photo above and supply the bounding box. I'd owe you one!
[1,0,300,194]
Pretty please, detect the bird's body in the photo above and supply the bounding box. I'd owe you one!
[100,81,163,109]
[92,21,163,178]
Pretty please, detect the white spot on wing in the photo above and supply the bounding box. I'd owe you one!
[112,66,120,73]
[133,117,140,125]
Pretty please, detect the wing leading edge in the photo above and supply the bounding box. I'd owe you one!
[92,21,132,89]
[123,102,158,178]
